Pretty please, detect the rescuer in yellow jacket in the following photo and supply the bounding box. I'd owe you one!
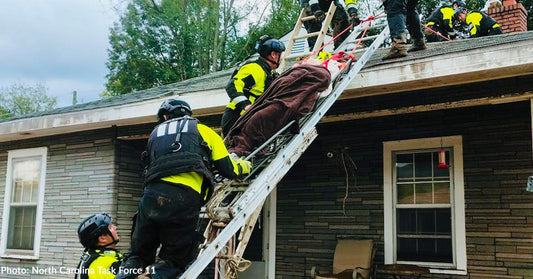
[300,0,360,50]
[425,6,459,41]
[116,99,252,279]
[76,213,123,279]
[456,9,502,37]
[221,35,285,136]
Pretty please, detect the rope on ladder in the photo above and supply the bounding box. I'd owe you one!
[224,256,252,279]
[299,10,385,64]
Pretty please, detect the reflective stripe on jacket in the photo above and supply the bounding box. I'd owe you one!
[466,11,500,37]
[145,117,243,202]
[426,6,456,35]
[75,249,122,279]
[225,58,274,112]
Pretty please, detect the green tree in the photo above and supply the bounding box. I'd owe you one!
[227,0,300,65]
[105,0,302,96]
[521,0,533,30]
[0,82,57,119]
[106,0,241,95]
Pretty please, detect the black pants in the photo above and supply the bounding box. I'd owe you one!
[303,2,351,50]
[221,108,241,137]
[425,24,450,42]
[117,182,202,279]
[488,27,503,36]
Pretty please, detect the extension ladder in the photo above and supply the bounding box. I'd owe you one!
[279,2,337,71]
[180,20,390,279]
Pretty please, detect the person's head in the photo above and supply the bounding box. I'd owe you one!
[455,7,468,22]
[157,99,192,123]
[78,213,119,250]
[255,35,286,70]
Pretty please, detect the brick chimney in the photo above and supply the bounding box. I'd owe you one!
[486,0,528,33]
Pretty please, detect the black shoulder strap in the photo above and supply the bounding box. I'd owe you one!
[172,116,190,150]
[75,250,99,279]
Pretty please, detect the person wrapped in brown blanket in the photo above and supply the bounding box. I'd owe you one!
[224,64,331,157]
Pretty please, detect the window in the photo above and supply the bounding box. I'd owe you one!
[1,147,47,259]
[383,136,466,273]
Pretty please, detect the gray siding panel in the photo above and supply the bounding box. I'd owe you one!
[276,102,533,279]
[0,129,117,278]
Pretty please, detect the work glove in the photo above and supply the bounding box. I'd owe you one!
[237,157,252,175]
[347,7,360,26]
[311,4,326,22]
[235,98,251,114]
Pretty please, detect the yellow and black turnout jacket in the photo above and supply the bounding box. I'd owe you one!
[466,11,501,37]
[145,117,245,202]
[75,249,122,279]
[426,6,457,38]
[225,58,275,114]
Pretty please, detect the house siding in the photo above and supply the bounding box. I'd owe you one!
[115,139,145,252]
[0,129,117,278]
[276,101,533,279]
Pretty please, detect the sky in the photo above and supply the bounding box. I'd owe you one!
[0,0,121,108]
[0,1,270,108]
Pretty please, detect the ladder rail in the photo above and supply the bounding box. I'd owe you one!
[179,26,389,279]
[334,14,387,53]
[279,2,337,72]
[311,3,337,54]
[233,26,390,217]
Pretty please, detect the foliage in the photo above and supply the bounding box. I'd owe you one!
[105,0,300,96]
[0,82,57,119]
[227,0,300,65]
[106,0,237,95]
[521,0,533,30]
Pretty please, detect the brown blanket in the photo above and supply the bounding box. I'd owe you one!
[225,64,331,157]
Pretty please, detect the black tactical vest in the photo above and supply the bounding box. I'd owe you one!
[144,116,214,201]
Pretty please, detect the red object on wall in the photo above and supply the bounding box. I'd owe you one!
[437,150,449,169]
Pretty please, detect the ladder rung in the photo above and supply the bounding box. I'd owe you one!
[357,34,380,42]
[284,52,312,59]
[301,15,316,22]
[294,32,321,40]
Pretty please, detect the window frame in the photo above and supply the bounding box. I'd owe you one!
[1,147,47,260]
[383,136,466,273]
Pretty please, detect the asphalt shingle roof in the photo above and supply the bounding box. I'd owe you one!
[3,31,532,123]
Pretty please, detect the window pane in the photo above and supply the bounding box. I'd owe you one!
[415,183,433,204]
[415,153,432,178]
[397,238,453,263]
[22,181,33,203]
[436,209,452,234]
[7,207,36,250]
[12,157,40,204]
[434,182,450,203]
[397,184,414,204]
[397,238,416,261]
[398,209,451,235]
[396,154,413,181]
[13,180,23,203]
[397,209,417,234]
[417,209,436,234]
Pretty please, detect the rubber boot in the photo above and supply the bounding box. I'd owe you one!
[408,38,427,52]
[382,35,408,60]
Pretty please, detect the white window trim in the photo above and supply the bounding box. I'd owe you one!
[383,136,466,273]
[0,147,47,260]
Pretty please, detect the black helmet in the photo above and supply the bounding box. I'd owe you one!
[453,0,466,8]
[454,6,467,18]
[157,99,192,123]
[255,35,286,58]
[78,213,113,249]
